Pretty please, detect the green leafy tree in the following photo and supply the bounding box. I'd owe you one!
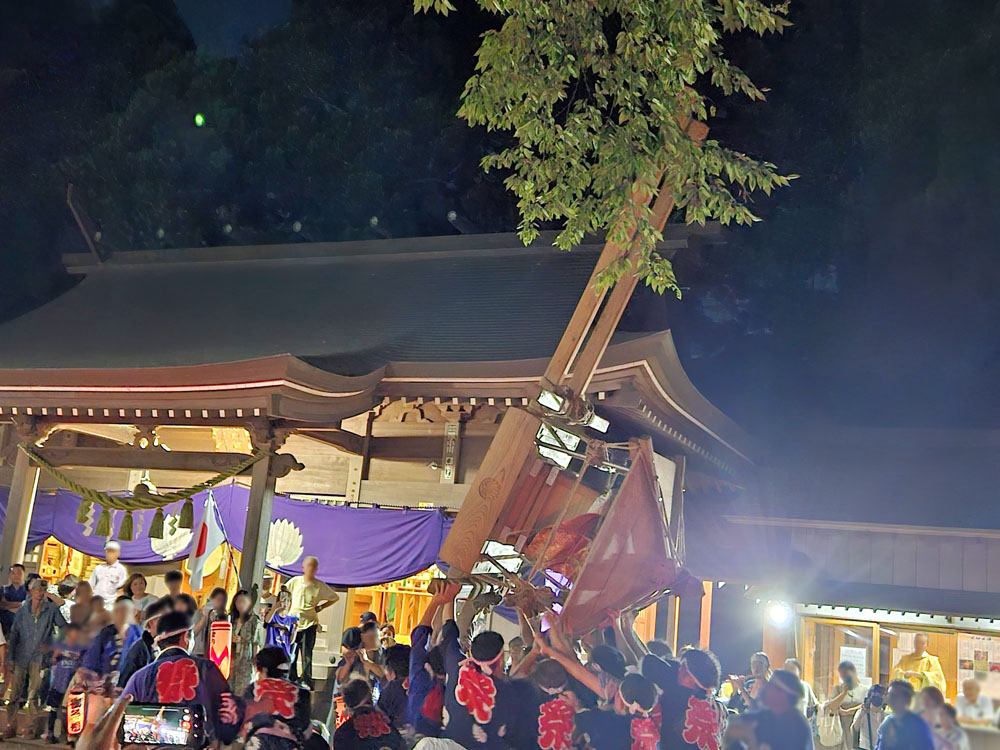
[63,1,515,252]
[415,0,792,294]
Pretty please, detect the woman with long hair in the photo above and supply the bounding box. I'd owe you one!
[229,588,261,695]
[119,573,156,614]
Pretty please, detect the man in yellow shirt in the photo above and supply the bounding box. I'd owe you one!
[283,556,339,687]
[892,633,946,693]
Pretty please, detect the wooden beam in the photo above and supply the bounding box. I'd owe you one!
[540,184,649,386]
[32,446,255,474]
[356,480,468,510]
[565,121,708,395]
[296,429,365,455]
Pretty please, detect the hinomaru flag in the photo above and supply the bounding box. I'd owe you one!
[188,492,226,591]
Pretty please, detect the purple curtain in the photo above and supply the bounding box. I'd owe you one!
[0,484,451,587]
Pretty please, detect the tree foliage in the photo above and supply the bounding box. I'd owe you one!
[63,2,514,252]
[415,0,792,294]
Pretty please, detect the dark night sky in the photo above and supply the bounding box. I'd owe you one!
[4,0,1000,446]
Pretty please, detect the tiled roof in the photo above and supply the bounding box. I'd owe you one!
[0,229,718,373]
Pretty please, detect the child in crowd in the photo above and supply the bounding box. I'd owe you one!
[43,623,83,743]
[264,588,298,661]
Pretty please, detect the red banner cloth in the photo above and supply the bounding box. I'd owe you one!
[559,440,679,635]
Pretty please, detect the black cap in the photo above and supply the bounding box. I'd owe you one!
[591,645,627,681]
[341,627,362,650]
[470,631,504,662]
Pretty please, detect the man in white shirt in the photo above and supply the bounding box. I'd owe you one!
[956,678,995,725]
[89,541,128,602]
[283,556,338,687]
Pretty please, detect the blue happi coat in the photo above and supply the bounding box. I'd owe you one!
[121,646,244,744]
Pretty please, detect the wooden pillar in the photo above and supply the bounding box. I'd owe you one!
[0,448,40,573]
[699,580,714,649]
[238,453,276,589]
[676,580,714,650]
[662,596,680,653]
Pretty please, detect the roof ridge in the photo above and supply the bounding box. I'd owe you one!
[62,225,719,274]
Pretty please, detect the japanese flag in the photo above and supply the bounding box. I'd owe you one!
[188,492,226,591]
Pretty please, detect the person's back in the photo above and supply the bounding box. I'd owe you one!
[333,679,402,750]
[746,706,814,749]
[442,630,512,749]
[878,710,934,750]
[876,681,935,750]
[121,610,243,745]
[642,650,728,750]
[245,647,313,742]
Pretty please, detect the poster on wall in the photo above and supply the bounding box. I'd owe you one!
[957,634,1000,700]
[840,645,871,688]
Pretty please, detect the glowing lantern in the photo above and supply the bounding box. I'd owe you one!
[194,113,205,128]
[66,692,86,736]
[209,621,232,679]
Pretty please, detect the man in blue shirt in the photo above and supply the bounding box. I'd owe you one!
[0,564,26,637]
[875,680,935,750]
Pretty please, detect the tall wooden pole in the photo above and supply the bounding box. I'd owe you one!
[440,120,708,575]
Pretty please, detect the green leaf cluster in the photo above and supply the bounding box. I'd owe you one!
[416,0,792,295]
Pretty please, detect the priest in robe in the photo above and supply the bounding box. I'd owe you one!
[891,633,946,694]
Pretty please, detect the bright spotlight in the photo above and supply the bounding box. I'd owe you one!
[768,603,793,627]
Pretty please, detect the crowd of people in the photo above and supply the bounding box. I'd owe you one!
[1,542,995,750]
[0,544,337,745]
[721,633,991,750]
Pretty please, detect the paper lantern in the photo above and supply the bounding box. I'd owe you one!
[209,621,232,679]
[66,692,86,736]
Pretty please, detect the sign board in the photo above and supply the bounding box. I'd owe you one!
[957,633,1000,700]
[840,645,869,681]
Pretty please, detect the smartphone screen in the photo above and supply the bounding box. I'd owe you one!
[120,705,193,746]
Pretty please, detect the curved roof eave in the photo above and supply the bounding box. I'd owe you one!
[0,331,754,471]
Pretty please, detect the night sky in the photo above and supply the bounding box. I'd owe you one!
[3,0,999,448]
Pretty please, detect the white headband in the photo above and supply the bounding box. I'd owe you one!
[681,658,711,692]
[154,626,191,645]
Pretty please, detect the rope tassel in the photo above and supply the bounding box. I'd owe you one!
[96,507,111,537]
[179,498,194,529]
[76,499,92,525]
[118,510,134,541]
[149,507,165,539]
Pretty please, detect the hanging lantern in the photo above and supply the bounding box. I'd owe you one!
[209,621,232,679]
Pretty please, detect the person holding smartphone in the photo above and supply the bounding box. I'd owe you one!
[121,610,244,745]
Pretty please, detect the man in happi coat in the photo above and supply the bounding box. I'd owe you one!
[121,610,244,745]
[442,629,528,749]
[333,679,402,750]
[641,648,728,750]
